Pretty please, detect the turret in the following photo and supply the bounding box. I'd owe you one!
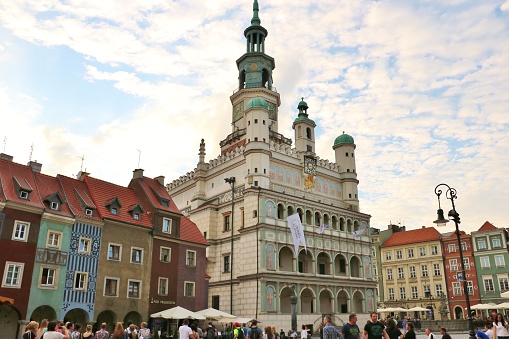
[292,98,316,154]
[333,132,359,206]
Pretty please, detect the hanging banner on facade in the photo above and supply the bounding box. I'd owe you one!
[287,213,306,254]
[317,224,329,234]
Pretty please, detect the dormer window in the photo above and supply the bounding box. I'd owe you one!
[161,199,169,207]
[105,197,122,216]
[128,204,144,221]
[20,191,29,200]
[133,213,140,220]
[111,207,118,215]
[85,208,93,216]
[44,192,64,212]
[50,202,59,210]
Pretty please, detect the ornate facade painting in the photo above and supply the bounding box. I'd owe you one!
[266,285,276,311]
[265,200,275,218]
[265,243,276,270]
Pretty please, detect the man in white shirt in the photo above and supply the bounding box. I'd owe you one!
[425,328,435,339]
[180,319,194,339]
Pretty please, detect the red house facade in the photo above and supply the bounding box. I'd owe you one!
[442,231,481,319]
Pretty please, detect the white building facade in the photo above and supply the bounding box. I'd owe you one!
[166,0,376,330]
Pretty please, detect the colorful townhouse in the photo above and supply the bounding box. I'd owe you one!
[472,221,509,304]
[128,169,208,324]
[0,155,45,338]
[441,231,481,319]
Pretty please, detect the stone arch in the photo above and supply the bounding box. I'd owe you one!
[298,249,314,274]
[279,246,294,272]
[353,220,360,232]
[300,287,316,314]
[454,305,464,320]
[287,205,294,217]
[334,253,347,275]
[339,217,345,231]
[347,219,353,233]
[319,289,333,314]
[305,210,312,225]
[296,208,303,222]
[350,255,362,277]
[336,290,350,314]
[323,214,330,226]
[277,203,285,219]
[331,215,338,230]
[317,251,332,275]
[306,127,312,139]
[280,286,293,313]
[352,290,364,313]
[123,311,142,327]
[314,212,321,226]
[30,305,57,322]
[0,304,21,339]
[64,308,89,325]
[95,309,117,333]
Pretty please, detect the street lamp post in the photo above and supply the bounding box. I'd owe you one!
[433,183,475,339]
[224,177,235,315]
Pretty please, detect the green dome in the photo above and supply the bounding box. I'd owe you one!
[246,97,269,110]
[334,132,355,146]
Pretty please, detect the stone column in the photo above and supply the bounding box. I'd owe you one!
[18,320,29,339]
[290,284,297,332]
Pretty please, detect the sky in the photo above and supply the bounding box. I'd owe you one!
[0,0,508,234]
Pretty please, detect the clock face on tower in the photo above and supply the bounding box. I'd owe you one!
[268,101,277,120]
[303,156,317,175]
[233,101,244,122]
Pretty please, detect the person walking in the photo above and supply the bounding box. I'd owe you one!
[439,328,451,339]
[247,320,263,339]
[180,320,194,339]
[493,313,509,339]
[385,319,402,339]
[23,321,39,339]
[363,312,389,339]
[340,313,361,339]
[44,322,65,339]
[424,328,434,339]
[403,324,415,339]
[95,323,109,339]
[323,315,341,339]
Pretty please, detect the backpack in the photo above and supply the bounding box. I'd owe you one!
[249,328,261,339]
[237,329,245,339]
[207,327,216,339]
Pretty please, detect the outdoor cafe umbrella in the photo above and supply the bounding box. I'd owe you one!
[470,303,496,310]
[502,291,509,299]
[407,306,429,312]
[377,308,387,313]
[196,308,236,321]
[151,306,206,320]
[494,302,509,309]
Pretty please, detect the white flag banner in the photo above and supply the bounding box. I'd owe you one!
[352,228,367,239]
[287,213,306,254]
[317,224,329,234]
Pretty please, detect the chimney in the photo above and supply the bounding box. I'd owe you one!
[0,153,13,161]
[133,168,144,179]
[422,226,426,229]
[154,175,165,186]
[77,171,90,181]
[27,160,42,173]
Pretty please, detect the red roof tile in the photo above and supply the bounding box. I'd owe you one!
[382,227,442,247]
[58,175,102,221]
[478,221,496,232]
[180,215,207,245]
[137,177,182,214]
[34,172,73,218]
[0,158,44,209]
[85,176,153,229]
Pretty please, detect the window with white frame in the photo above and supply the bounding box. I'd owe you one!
[461,242,467,251]
[19,190,29,199]
[400,287,406,299]
[104,277,119,296]
[431,245,438,255]
[128,280,141,298]
[108,243,122,261]
[398,267,404,279]
[408,249,414,258]
[494,255,505,267]
[388,288,394,300]
[411,286,418,299]
[186,250,196,266]
[50,201,59,210]
[387,268,393,280]
[436,284,443,296]
[484,277,495,292]
[419,247,426,256]
[433,263,441,276]
[450,259,458,271]
[477,239,486,250]
[74,272,88,290]
[492,238,501,248]
[40,266,57,288]
[409,266,416,278]
[463,258,470,270]
[421,265,428,277]
[467,281,473,294]
[480,256,490,269]
[385,252,391,260]
[499,276,509,291]
[158,277,168,295]
[2,262,24,288]
[423,284,431,296]
[12,221,29,241]
[453,282,462,295]
[79,237,91,254]
[448,244,456,253]
[131,247,143,264]
[184,281,195,297]
[46,231,62,249]
[162,218,173,234]
[396,250,402,259]
[160,247,171,262]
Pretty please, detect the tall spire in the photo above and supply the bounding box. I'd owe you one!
[251,0,261,26]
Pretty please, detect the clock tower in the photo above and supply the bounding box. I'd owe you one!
[223,0,281,155]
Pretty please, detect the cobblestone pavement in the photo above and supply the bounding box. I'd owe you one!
[416,333,470,339]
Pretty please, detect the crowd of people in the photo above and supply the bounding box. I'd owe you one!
[22,319,152,339]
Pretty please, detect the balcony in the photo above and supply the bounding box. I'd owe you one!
[220,128,247,147]
[233,83,277,94]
